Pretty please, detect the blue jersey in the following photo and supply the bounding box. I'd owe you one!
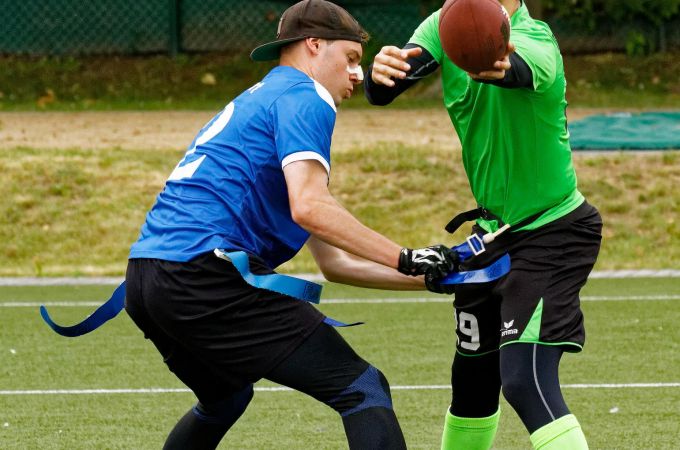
[129,66,337,268]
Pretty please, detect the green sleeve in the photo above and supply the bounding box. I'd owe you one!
[408,10,444,64]
[512,22,559,92]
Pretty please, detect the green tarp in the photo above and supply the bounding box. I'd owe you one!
[569,112,680,150]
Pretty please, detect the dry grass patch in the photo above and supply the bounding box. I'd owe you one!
[1,147,181,276]
[0,146,677,276]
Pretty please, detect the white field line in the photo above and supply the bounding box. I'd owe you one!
[1,383,679,396]
[2,294,679,308]
[1,269,679,286]
[588,270,680,279]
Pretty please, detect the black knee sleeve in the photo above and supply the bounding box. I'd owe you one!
[266,323,393,415]
[335,366,406,450]
[500,344,570,433]
[327,365,393,416]
[264,324,405,450]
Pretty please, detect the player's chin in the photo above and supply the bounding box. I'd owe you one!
[336,89,353,105]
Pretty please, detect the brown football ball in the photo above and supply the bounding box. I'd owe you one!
[439,0,511,74]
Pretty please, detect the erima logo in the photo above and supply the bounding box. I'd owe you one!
[501,320,518,337]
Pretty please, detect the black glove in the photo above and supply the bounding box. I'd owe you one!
[398,245,459,278]
[425,269,456,295]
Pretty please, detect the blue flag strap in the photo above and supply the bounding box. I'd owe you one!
[40,281,126,337]
[214,250,322,303]
[453,236,486,260]
[440,253,510,285]
[214,250,361,327]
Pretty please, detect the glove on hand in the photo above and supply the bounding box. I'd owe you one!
[425,269,456,295]
[398,245,459,278]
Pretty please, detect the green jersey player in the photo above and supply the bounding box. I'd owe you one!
[365,1,602,449]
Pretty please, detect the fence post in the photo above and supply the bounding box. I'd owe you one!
[168,0,181,56]
[658,22,667,53]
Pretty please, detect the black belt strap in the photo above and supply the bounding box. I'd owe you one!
[445,208,486,234]
[445,207,548,235]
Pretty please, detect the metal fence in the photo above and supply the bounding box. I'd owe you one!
[0,0,170,55]
[0,0,678,56]
[549,17,680,54]
[0,0,430,56]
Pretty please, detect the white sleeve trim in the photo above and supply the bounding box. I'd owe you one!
[281,151,331,174]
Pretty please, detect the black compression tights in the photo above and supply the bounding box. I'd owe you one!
[164,324,406,450]
[163,386,253,450]
[266,323,406,450]
[451,343,570,433]
[500,343,570,433]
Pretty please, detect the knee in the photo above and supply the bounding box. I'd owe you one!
[194,384,254,425]
[327,366,394,417]
[500,368,534,409]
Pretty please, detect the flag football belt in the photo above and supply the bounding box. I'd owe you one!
[40,243,511,338]
[213,250,360,328]
[445,207,549,256]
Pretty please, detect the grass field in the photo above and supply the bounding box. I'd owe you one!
[1,277,679,449]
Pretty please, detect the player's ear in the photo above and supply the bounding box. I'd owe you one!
[306,37,323,55]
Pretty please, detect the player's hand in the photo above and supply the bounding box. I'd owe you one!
[425,270,456,295]
[469,41,516,81]
[371,45,423,87]
[398,245,459,277]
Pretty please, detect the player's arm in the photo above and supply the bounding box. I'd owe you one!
[283,159,456,278]
[306,236,424,290]
[284,159,401,268]
[364,43,439,106]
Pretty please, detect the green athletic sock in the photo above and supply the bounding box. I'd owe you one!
[441,407,500,450]
[530,414,589,450]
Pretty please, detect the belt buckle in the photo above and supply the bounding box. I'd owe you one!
[466,233,486,256]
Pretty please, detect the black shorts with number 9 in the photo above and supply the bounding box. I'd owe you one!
[453,201,602,355]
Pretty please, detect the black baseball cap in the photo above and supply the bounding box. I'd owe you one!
[250,0,367,61]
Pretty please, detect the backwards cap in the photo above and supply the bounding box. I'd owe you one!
[250,0,367,61]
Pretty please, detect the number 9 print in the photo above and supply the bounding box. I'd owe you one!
[456,311,480,351]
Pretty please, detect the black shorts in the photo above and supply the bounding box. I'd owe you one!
[453,201,603,355]
[124,252,325,402]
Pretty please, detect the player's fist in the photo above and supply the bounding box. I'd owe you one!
[398,245,458,277]
[425,270,456,295]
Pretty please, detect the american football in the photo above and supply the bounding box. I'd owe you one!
[439,0,511,73]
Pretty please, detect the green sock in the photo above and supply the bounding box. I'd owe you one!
[441,408,500,450]
[530,414,589,450]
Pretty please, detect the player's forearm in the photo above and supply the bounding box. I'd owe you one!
[308,237,424,290]
[364,43,439,106]
[323,255,425,290]
[292,195,401,269]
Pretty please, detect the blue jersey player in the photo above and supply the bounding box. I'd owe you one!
[125,1,457,449]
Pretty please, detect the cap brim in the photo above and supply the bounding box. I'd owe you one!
[250,37,305,61]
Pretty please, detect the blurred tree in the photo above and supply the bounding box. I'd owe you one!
[542,0,680,54]
[524,0,544,19]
